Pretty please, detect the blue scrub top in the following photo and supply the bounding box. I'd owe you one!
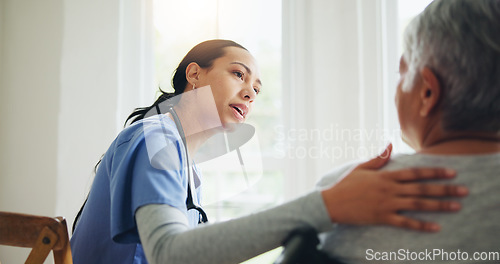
[71,115,202,264]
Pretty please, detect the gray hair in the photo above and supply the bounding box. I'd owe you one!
[402,0,500,132]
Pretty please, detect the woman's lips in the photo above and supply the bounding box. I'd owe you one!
[229,104,248,121]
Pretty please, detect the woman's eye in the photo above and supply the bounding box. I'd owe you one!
[233,71,244,79]
[254,88,260,95]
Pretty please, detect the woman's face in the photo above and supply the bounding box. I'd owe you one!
[198,47,261,128]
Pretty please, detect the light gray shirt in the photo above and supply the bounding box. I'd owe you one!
[317,152,500,264]
[136,191,332,264]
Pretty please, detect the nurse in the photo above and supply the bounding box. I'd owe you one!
[71,39,467,264]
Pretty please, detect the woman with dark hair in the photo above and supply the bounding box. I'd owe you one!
[70,39,467,264]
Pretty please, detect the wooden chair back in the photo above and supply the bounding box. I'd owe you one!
[0,211,73,264]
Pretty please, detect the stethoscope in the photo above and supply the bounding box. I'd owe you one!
[156,105,209,224]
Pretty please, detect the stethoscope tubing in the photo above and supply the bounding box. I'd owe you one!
[155,105,208,223]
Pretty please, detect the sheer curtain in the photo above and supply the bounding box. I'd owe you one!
[281,0,403,197]
[117,0,156,130]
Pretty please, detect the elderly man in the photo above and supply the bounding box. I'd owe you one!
[317,0,500,263]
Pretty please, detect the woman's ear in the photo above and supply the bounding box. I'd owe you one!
[185,62,202,90]
[419,67,441,117]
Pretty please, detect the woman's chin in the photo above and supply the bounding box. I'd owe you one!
[222,122,238,132]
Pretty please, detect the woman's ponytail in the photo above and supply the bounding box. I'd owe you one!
[123,89,178,127]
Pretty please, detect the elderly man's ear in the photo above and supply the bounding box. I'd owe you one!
[419,67,442,117]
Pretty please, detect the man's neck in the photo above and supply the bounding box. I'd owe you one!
[419,135,500,155]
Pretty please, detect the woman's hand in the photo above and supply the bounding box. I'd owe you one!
[321,144,468,232]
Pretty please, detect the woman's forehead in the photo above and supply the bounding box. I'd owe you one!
[219,47,258,70]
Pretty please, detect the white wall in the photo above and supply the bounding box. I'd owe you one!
[0,0,3,88]
[0,0,61,214]
[0,0,132,262]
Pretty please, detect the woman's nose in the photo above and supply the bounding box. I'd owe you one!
[241,86,256,102]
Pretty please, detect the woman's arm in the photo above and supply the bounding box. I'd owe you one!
[136,191,331,264]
